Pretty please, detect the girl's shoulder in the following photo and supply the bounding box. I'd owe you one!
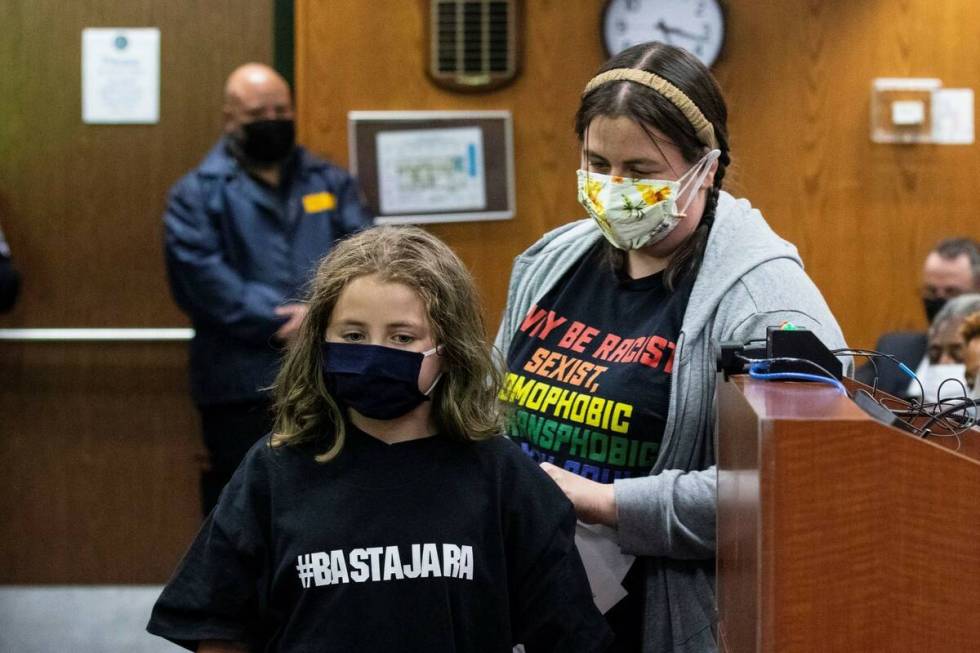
[465,436,571,502]
[466,434,527,466]
[240,434,335,484]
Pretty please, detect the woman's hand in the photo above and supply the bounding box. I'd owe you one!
[540,462,618,527]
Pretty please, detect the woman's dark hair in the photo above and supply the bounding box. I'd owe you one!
[575,41,731,289]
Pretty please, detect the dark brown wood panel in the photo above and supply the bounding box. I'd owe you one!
[0,343,200,583]
[0,0,273,582]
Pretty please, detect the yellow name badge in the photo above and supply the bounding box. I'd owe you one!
[302,192,336,214]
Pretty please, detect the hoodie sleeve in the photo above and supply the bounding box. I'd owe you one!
[724,259,850,373]
[612,258,850,560]
[613,467,716,559]
[494,255,532,362]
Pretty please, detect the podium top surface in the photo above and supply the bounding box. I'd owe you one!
[725,374,980,462]
[729,375,866,422]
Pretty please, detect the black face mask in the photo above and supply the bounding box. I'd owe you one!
[236,119,295,164]
[923,296,947,324]
[322,342,440,420]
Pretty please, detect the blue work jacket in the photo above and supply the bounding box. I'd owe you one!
[165,139,373,405]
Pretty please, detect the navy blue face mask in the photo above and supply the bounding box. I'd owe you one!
[321,342,441,420]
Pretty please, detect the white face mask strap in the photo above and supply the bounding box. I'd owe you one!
[423,372,443,396]
[421,345,444,395]
[677,149,720,215]
[583,127,591,184]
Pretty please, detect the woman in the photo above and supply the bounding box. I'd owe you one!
[495,42,847,652]
[148,226,611,651]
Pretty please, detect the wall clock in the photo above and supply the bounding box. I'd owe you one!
[602,0,725,68]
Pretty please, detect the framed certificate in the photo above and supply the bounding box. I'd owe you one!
[348,110,515,224]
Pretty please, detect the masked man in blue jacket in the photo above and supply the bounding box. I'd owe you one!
[165,63,372,515]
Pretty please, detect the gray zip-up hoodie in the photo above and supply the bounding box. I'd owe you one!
[495,191,848,653]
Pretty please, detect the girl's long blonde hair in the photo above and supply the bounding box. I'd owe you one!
[270,226,501,462]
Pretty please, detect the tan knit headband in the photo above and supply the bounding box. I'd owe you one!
[583,68,718,150]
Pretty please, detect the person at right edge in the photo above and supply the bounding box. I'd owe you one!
[495,42,848,653]
[0,216,20,313]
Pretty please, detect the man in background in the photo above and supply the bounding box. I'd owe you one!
[164,63,372,514]
[856,237,979,397]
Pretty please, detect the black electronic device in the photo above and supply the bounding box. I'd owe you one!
[765,325,844,380]
[716,324,843,380]
[716,340,764,379]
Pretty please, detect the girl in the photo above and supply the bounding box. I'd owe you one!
[148,226,611,652]
[495,42,848,652]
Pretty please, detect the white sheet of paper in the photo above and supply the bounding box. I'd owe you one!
[574,521,636,614]
[932,88,974,144]
[376,127,486,214]
[82,28,160,124]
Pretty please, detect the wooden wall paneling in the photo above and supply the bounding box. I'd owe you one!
[296,0,980,351]
[0,0,273,326]
[0,0,273,582]
[296,0,603,328]
[0,343,199,583]
[717,1,980,349]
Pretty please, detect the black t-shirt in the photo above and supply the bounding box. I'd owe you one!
[147,426,611,652]
[501,242,693,647]
[502,242,693,481]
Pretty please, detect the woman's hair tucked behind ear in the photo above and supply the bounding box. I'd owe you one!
[270,226,502,462]
[576,41,731,290]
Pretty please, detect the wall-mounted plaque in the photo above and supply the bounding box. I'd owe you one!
[348,111,515,224]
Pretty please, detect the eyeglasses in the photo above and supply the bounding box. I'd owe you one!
[927,342,964,365]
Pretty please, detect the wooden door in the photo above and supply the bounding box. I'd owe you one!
[0,0,273,583]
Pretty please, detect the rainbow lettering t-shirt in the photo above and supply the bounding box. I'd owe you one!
[501,242,693,482]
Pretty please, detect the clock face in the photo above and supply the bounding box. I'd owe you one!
[602,0,725,68]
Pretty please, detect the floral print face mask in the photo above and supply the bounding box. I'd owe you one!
[577,149,720,250]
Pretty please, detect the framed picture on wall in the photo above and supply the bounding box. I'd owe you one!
[347,110,515,224]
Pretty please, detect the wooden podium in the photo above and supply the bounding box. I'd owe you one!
[716,375,980,652]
